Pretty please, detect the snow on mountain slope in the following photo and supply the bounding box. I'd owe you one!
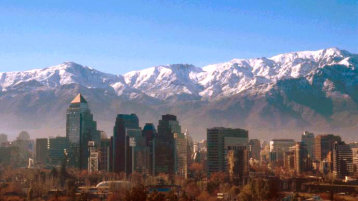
[196,47,354,99]
[122,64,203,99]
[0,48,355,100]
[0,62,122,91]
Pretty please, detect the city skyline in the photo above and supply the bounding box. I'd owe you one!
[1,1,358,200]
[1,93,358,200]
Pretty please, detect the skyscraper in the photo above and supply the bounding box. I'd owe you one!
[294,142,310,174]
[66,94,100,169]
[314,134,341,162]
[0,134,8,147]
[301,131,315,159]
[333,141,353,178]
[88,141,99,173]
[248,139,261,160]
[154,114,181,176]
[269,139,295,165]
[142,123,157,175]
[174,132,188,178]
[48,136,68,166]
[36,138,49,165]
[207,127,248,175]
[112,114,140,173]
[227,145,248,184]
[352,147,358,175]
[99,138,111,171]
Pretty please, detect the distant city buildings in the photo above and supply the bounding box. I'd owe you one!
[294,142,311,174]
[3,92,356,184]
[352,147,358,176]
[35,138,48,165]
[0,133,8,146]
[48,136,68,166]
[248,139,261,160]
[269,139,295,166]
[154,114,182,177]
[207,127,248,175]
[112,113,140,174]
[227,145,248,184]
[314,134,341,162]
[99,137,111,172]
[142,123,157,175]
[333,141,353,178]
[88,141,99,173]
[301,131,315,159]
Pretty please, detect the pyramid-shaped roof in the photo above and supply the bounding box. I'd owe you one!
[71,93,87,104]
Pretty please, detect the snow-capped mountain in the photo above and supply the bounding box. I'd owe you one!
[0,62,122,91]
[1,47,358,140]
[2,47,353,101]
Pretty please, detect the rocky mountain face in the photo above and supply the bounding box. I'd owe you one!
[1,48,358,141]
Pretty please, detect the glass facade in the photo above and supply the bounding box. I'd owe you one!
[66,94,99,169]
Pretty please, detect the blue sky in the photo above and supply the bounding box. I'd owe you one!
[0,0,357,74]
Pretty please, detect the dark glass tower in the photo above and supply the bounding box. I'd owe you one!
[207,127,248,175]
[142,123,157,175]
[112,114,139,173]
[154,114,181,176]
[66,94,100,169]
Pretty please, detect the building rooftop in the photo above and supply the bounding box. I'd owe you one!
[71,93,87,104]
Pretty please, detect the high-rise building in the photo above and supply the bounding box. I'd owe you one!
[227,145,248,183]
[248,139,261,160]
[109,136,114,172]
[260,142,270,166]
[207,127,248,175]
[88,141,99,173]
[284,149,295,171]
[66,94,100,169]
[301,131,315,159]
[333,142,353,178]
[269,139,295,165]
[48,137,68,166]
[352,147,358,175]
[99,138,111,171]
[154,114,181,176]
[112,113,140,173]
[0,134,8,147]
[184,130,194,168]
[294,142,310,174]
[174,132,188,178]
[36,138,49,165]
[142,123,157,175]
[315,134,341,162]
[0,146,21,167]
[125,128,149,174]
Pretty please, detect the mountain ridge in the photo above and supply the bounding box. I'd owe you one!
[1,47,358,141]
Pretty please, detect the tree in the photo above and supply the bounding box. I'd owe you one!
[147,191,165,201]
[189,163,204,181]
[184,181,200,199]
[27,185,33,201]
[239,183,253,201]
[206,172,228,194]
[125,184,147,201]
[196,191,213,201]
[166,190,178,201]
[237,178,278,201]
